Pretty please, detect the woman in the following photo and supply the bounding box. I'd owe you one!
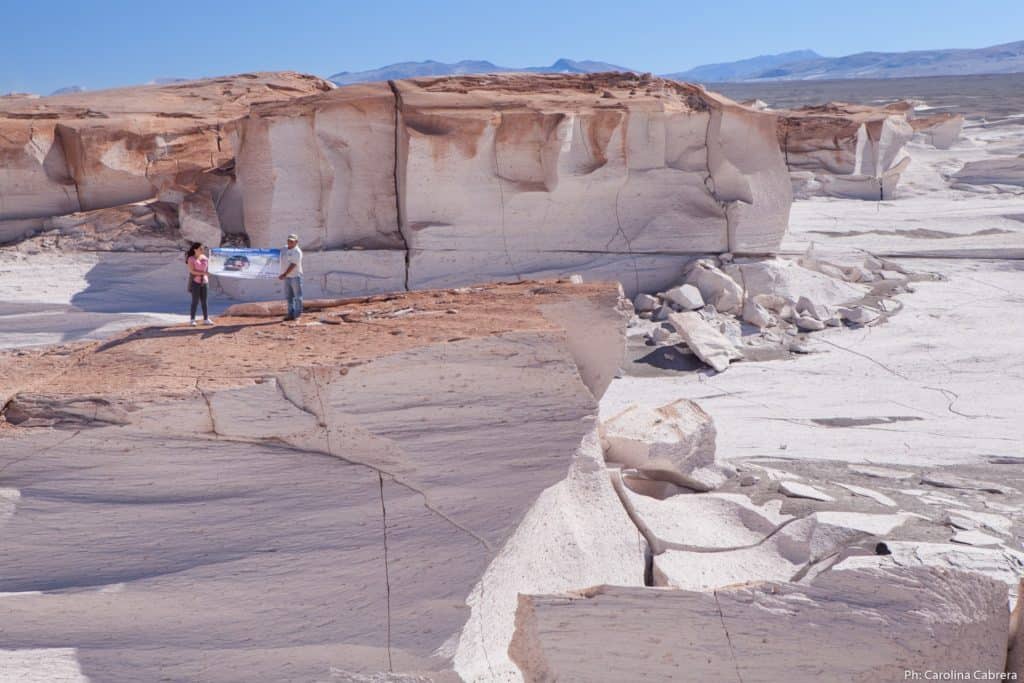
[185,242,214,326]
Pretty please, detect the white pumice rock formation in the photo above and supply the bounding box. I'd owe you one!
[451,430,645,682]
[776,101,962,200]
[508,567,1009,683]
[0,282,637,682]
[0,72,333,230]
[600,399,734,491]
[3,72,796,300]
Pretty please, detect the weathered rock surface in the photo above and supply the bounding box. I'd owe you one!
[4,72,798,300]
[778,101,959,199]
[0,72,333,225]
[509,568,1008,683]
[0,281,630,682]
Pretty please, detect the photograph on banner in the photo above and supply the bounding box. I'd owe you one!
[209,248,282,279]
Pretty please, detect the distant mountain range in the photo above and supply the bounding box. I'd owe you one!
[328,40,1024,86]
[664,50,822,82]
[746,40,1024,81]
[328,58,634,85]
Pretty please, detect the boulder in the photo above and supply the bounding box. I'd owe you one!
[795,315,825,331]
[837,305,880,325]
[632,293,658,313]
[510,568,1008,683]
[683,261,743,313]
[600,399,733,491]
[666,311,742,372]
[741,298,774,328]
[723,258,868,311]
[662,284,703,310]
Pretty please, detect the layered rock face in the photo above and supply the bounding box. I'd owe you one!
[779,101,963,199]
[0,72,333,241]
[235,73,792,296]
[4,72,794,298]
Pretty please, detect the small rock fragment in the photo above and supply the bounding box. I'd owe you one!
[649,327,671,344]
[568,273,584,284]
[795,315,825,331]
[779,480,834,502]
[837,306,880,325]
[834,482,897,508]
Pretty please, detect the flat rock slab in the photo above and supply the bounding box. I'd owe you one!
[779,480,834,502]
[509,567,1008,682]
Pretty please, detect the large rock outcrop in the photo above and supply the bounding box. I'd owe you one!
[0,281,634,682]
[778,101,962,200]
[0,72,333,242]
[235,72,792,295]
[3,72,794,299]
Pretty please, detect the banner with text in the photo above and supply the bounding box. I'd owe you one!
[209,248,281,279]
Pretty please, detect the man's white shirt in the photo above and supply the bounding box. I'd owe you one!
[284,246,303,277]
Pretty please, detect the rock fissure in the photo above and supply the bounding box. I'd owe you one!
[378,471,394,673]
[386,80,412,291]
[491,122,520,280]
[713,589,745,683]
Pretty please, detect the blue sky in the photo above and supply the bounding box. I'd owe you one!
[2,0,1022,94]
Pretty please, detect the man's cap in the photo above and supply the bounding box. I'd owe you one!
[287,233,299,241]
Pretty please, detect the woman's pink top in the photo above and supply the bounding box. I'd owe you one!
[187,255,209,284]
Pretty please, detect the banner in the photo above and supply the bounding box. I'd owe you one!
[209,248,281,279]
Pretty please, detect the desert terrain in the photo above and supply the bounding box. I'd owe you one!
[1,71,1023,682]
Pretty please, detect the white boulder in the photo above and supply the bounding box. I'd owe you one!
[683,261,743,313]
[666,311,742,373]
[600,399,733,491]
[662,284,704,310]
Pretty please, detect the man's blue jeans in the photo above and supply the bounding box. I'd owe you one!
[284,275,303,319]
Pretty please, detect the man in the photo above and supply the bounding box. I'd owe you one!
[278,233,303,321]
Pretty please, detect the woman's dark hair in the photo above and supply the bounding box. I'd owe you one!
[186,242,202,262]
